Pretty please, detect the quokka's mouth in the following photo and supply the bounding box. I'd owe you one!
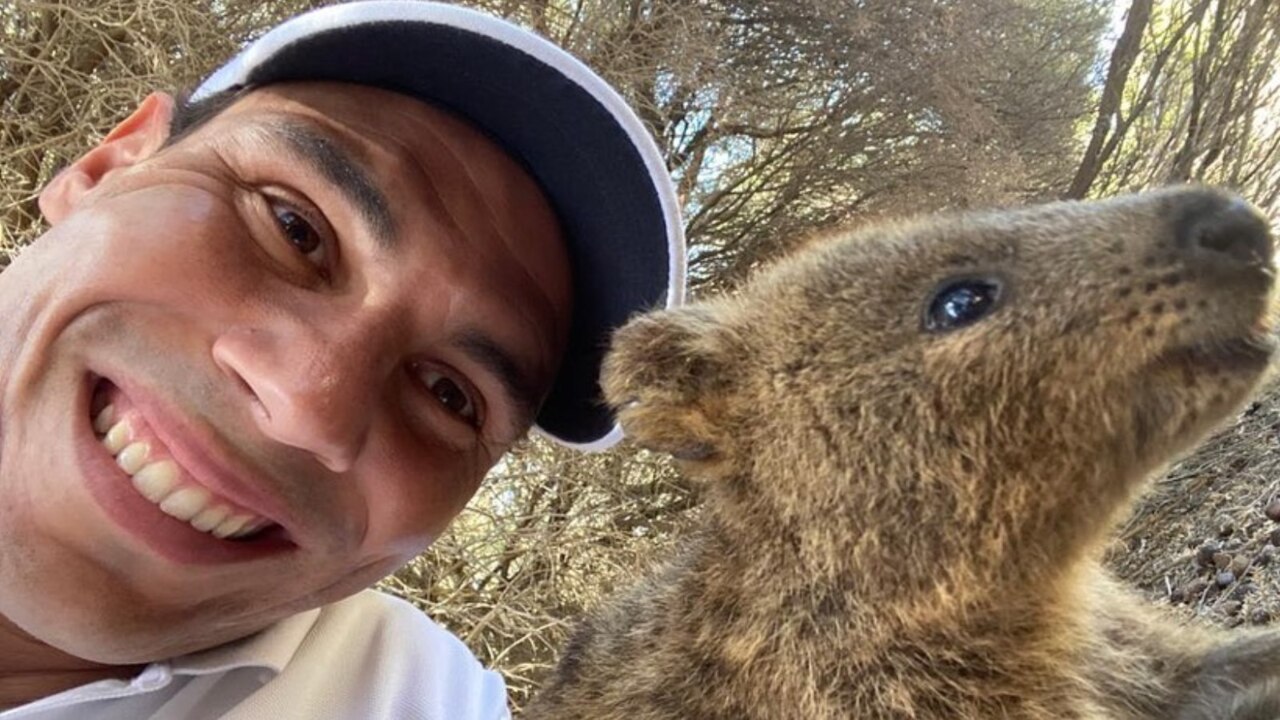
[1154,333,1276,376]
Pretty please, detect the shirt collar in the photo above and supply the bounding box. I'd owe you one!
[166,607,322,677]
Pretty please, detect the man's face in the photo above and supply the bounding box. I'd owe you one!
[0,83,572,662]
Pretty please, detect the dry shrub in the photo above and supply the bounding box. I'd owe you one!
[382,438,694,707]
[0,0,316,257]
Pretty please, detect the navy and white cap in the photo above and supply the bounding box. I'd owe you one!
[195,1,686,451]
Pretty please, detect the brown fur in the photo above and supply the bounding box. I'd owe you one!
[524,187,1280,719]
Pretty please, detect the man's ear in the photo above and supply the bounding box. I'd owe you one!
[38,92,175,224]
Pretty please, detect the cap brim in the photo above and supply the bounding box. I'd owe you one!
[195,2,685,450]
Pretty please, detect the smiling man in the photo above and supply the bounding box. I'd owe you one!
[0,2,684,718]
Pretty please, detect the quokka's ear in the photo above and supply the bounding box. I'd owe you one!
[601,304,743,464]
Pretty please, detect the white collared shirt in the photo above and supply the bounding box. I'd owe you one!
[0,590,511,719]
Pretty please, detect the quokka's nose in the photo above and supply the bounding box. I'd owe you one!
[1174,191,1273,271]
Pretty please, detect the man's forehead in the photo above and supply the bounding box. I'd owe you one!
[206,83,555,235]
[213,83,509,164]
[245,116,397,248]
[205,85,425,170]
[218,82,427,121]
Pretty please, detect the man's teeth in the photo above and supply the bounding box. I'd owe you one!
[93,405,116,435]
[95,406,267,540]
[103,421,131,454]
[117,441,149,475]
[133,459,179,502]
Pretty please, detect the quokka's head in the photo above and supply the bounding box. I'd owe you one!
[603,187,1275,579]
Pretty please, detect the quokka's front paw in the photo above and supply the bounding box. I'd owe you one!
[601,302,744,465]
[1176,632,1280,720]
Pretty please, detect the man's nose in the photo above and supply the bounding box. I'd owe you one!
[211,322,382,473]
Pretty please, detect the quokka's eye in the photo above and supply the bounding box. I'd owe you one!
[924,278,1003,332]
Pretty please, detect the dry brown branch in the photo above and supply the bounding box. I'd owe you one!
[1065,0,1153,199]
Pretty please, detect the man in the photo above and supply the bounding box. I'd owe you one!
[0,2,684,717]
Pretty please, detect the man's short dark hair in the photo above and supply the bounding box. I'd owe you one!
[166,85,254,146]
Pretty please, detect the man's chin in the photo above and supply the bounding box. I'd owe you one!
[0,532,301,666]
[11,594,287,666]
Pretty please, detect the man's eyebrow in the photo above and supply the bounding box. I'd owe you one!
[266,119,396,248]
[455,330,543,437]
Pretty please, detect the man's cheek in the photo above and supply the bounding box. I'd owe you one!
[360,463,473,554]
[48,189,228,291]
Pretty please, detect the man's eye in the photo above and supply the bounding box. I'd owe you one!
[262,196,335,280]
[273,202,325,257]
[416,365,481,425]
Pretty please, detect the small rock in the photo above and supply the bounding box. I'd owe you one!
[1197,542,1221,568]
[1223,600,1243,616]
[1216,571,1237,588]
[1213,552,1234,570]
[1271,527,1280,547]
[1184,578,1210,600]
[1229,557,1251,577]
[1250,608,1272,625]
[1256,546,1276,567]
[1218,517,1236,538]
[1169,587,1187,604]
[1266,499,1280,522]
[1231,582,1258,600]
[1227,615,1245,628]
